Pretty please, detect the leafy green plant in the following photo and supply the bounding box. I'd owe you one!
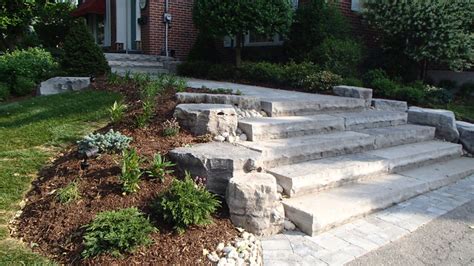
[281,61,320,88]
[285,0,350,61]
[152,173,220,233]
[342,77,364,87]
[308,37,363,77]
[363,69,389,88]
[106,72,122,86]
[61,19,110,76]
[162,118,180,137]
[424,85,452,105]
[147,153,175,182]
[0,47,58,96]
[239,61,285,84]
[82,207,156,258]
[459,82,474,98]
[77,129,132,155]
[120,148,143,194]
[136,79,163,128]
[34,2,75,48]
[108,101,127,124]
[0,82,9,101]
[56,181,80,204]
[177,61,212,78]
[364,1,473,79]
[304,70,342,91]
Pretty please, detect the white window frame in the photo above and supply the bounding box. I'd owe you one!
[351,0,362,12]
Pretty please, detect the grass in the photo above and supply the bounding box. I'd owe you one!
[0,90,120,264]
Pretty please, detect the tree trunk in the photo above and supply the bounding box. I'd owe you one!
[235,32,243,67]
[420,60,428,81]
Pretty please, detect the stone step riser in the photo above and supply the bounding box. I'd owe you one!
[283,158,474,236]
[261,101,366,117]
[270,142,462,197]
[257,126,435,168]
[240,111,408,141]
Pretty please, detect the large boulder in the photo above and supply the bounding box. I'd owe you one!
[333,85,373,107]
[408,107,459,142]
[174,104,238,136]
[226,173,284,236]
[456,121,474,154]
[372,98,408,112]
[169,142,261,195]
[38,77,90,96]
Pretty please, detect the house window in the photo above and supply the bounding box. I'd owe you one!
[245,32,283,46]
[351,0,362,12]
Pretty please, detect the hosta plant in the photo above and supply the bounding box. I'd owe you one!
[108,100,127,123]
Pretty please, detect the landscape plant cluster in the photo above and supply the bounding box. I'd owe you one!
[48,73,221,259]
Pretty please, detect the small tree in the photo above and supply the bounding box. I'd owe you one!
[193,0,293,66]
[0,0,35,50]
[34,2,75,48]
[364,1,473,80]
[62,19,110,76]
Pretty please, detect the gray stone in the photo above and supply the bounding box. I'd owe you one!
[239,134,248,142]
[214,135,225,142]
[456,121,474,154]
[226,173,284,236]
[372,98,408,112]
[173,104,238,136]
[408,107,459,142]
[333,85,373,107]
[38,77,90,96]
[169,142,261,195]
[176,92,260,109]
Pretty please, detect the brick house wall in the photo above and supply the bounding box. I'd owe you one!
[108,0,372,60]
[140,0,198,60]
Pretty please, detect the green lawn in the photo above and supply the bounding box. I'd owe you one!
[0,90,119,264]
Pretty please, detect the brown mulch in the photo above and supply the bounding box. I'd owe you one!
[14,77,238,265]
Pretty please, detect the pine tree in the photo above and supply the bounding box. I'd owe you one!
[62,19,110,76]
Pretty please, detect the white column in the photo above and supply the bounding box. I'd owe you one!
[104,0,111,46]
[135,0,141,42]
[116,0,127,47]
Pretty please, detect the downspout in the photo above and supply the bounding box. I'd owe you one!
[164,0,169,57]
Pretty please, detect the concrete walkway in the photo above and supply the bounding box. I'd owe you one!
[261,174,474,266]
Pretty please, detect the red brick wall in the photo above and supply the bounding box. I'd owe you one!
[140,0,198,59]
[138,0,374,59]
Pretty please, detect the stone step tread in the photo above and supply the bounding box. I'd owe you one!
[356,124,435,149]
[112,67,169,75]
[239,111,410,141]
[261,97,366,117]
[283,157,474,236]
[269,140,462,197]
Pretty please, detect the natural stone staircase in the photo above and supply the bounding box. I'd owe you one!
[105,53,179,76]
[170,81,474,237]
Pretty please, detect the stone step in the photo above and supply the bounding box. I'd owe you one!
[332,110,407,131]
[269,140,462,197]
[105,53,173,62]
[238,111,408,141]
[261,97,366,117]
[239,125,435,168]
[238,115,345,141]
[283,157,474,236]
[111,66,169,76]
[108,60,165,68]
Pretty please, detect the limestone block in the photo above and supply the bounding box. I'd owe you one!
[226,173,284,236]
[333,85,373,107]
[456,121,474,154]
[372,98,408,112]
[169,142,261,195]
[173,104,238,136]
[38,77,90,96]
[175,92,260,109]
[408,107,459,142]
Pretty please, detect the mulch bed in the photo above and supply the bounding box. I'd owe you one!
[13,77,238,265]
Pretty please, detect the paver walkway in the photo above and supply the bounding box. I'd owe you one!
[261,174,474,266]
